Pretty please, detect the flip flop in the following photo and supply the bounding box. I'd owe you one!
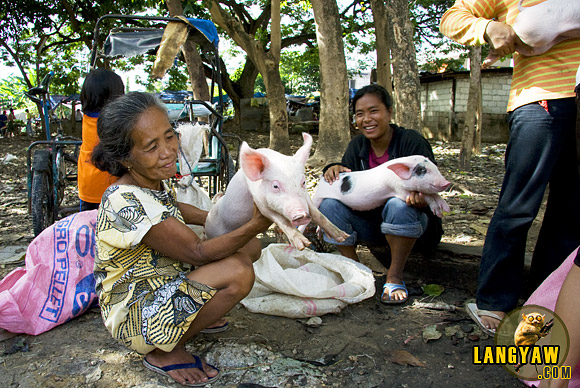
[200,321,229,334]
[466,302,501,336]
[381,281,408,304]
[143,354,220,387]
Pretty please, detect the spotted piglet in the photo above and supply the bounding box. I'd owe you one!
[311,155,451,218]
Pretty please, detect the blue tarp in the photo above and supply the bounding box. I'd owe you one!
[186,18,219,47]
[49,95,73,110]
[158,90,192,101]
[158,90,230,105]
[349,88,358,101]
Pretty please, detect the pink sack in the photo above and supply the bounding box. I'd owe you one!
[523,246,580,388]
[0,210,98,335]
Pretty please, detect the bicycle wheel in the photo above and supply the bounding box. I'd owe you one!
[31,170,55,236]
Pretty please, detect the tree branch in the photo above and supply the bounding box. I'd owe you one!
[0,38,33,88]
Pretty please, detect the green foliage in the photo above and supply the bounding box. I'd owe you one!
[0,0,154,92]
[279,48,320,95]
[255,74,265,94]
[411,0,457,49]
[0,75,30,108]
[165,64,190,91]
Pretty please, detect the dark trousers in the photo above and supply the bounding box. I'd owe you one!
[476,98,580,312]
[576,84,580,177]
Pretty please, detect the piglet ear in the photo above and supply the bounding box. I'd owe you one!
[293,132,313,165]
[240,141,268,181]
[387,162,412,180]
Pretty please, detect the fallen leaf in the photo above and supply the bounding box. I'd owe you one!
[468,333,481,341]
[422,324,442,342]
[469,223,488,236]
[422,284,444,296]
[388,349,426,367]
[445,325,464,337]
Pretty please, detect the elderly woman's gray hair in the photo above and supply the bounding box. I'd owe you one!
[91,92,168,177]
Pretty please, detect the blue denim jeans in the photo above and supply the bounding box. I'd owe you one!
[477,98,580,312]
[319,197,429,246]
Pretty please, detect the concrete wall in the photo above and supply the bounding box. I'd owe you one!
[419,69,512,143]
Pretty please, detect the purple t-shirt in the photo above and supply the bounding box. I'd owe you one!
[368,147,389,169]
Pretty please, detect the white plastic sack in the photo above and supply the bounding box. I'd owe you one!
[174,122,213,236]
[241,244,376,318]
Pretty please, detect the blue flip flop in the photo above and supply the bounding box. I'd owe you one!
[381,281,408,304]
[200,321,229,334]
[143,354,220,386]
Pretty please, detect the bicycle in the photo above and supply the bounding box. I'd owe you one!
[25,71,82,236]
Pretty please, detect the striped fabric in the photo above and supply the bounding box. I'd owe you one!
[440,0,580,112]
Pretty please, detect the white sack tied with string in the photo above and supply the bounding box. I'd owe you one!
[241,244,376,318]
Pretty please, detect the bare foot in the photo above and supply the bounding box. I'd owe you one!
[145,346,218,386]
[205,317,227,330]
[480,310,506,332]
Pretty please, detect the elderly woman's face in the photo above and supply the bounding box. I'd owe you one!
[126,107,178,189]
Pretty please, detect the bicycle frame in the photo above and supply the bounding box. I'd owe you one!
[25,71,82,235]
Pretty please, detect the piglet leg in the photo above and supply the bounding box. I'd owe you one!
[267,212,312,251]
[306,197,350,242]
[423,194,450,218]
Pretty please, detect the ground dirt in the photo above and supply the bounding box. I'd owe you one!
[0,130,544,388]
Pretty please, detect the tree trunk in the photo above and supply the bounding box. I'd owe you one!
[309,0,351,167]
[207,0,290,154]
[262,66,289,153]
[386,0,422,131]
[166,0,210,102]
[475,71,483,154]
[459,46,482,170]
[369,0,393,95]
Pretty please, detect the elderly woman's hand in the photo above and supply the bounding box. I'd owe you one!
[250,204,273,234]
[323,165,351,184]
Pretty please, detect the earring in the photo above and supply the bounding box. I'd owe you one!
[127,165,132,171]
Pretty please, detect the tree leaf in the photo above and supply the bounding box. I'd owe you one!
[422,283,445,296]
[388,349,426,367]
[422,324,442,342]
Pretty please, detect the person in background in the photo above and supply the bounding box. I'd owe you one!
[440,0,580,335]
[92,92,272,387]
[6,108,15,138]
[318,84,444,304]
[0,110,7,137]
[25,109,34,137]
[78,68,124,211]
[75,108,82,122]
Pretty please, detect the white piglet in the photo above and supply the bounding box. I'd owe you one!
[204,133,349,250]
[484,0,580,67]
[311,155,451,218]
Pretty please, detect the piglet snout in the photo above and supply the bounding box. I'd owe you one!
[291,212,312,227]
[435,180,452,191]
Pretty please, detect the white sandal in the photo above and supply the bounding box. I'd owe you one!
[466,302,502,336]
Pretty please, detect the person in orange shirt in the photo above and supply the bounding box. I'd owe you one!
[440,0,580,335]
[78,68,124,211]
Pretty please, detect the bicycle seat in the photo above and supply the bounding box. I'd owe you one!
[28,71,54,96]
[27,86,48,96]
